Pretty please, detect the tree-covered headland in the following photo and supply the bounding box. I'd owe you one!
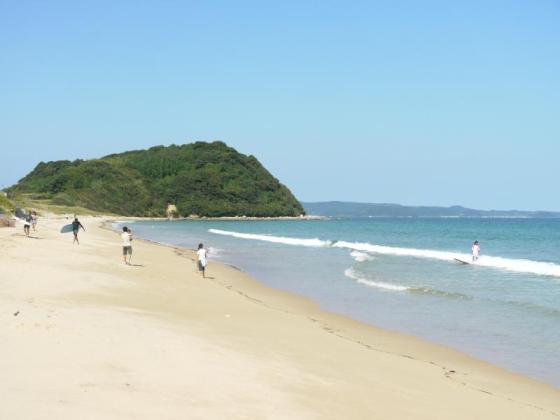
[8,142,304,217]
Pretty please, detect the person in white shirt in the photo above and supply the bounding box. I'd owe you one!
[31,211,38,231]
[472,240,480,262]
[196,243,208,278]
[121,226,133,265]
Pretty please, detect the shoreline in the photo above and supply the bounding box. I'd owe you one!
[111,215,328,222]
[109,218,560,389]
[104,220,248,272]
[1,216,559,418]
[110,217,560,388]
[105,218,560,394]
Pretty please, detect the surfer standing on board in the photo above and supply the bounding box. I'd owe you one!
[472,240,480,262]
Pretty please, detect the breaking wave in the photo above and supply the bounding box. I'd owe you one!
[350,251,376,262]
[344,268,409,291]
[344,268,473,299]
[208,229,331,247]
[208,229,560,278]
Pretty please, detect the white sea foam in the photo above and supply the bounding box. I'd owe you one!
[208,229,560,278]
[345,269,475,298]
[350,251,375,262]
[112,220,136,229]
[208,229,331,247]
[344,268,409,291]
[208,246,224,257]
[334,240,462,261]
[333,241,560,277]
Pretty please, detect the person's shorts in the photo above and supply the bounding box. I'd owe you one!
[198,260,206,271]
[123,246,132,256]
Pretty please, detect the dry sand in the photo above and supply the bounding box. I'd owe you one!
[1,216,558,419]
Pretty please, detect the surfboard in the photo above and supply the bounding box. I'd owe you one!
[15,208,27,219]
[12,216,29,225]
[60,224,74,234]
[454,258,471,265]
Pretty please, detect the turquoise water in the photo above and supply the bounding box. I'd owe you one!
[116,218,560,387]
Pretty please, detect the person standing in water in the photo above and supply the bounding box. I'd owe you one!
[72,217,85,245]
[196,243,208,278]
[121,226,133,265]
[472,240,481,262]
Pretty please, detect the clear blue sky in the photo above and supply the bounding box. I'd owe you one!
[1,1,559,210]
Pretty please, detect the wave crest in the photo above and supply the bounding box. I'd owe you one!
[209,229,560,277]
[344,268,409,291]
[208,229,331,247]
[350,251,375,262]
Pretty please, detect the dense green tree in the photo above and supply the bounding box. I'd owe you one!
[8,142,304,217]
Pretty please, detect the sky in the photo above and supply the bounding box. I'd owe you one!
[1,1,559,211]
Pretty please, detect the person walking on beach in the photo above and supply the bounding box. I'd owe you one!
[31,211,38,231]
[196,243,208,278]
[23,213,32,237]
[121,226,133,265]
[472,240,480,262]
[72,217,85,245]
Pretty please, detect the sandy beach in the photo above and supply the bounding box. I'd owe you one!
[1,216,559,420]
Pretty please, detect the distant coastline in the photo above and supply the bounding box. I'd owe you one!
[302,201,560,218]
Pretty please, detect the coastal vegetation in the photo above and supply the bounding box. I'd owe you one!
[8,142,304,217]
[0,195,15,226]
[0,195,13,213]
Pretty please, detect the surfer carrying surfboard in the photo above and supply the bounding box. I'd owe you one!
[472,240,480,262]
[23,213,32,237]
[72,217,85,245]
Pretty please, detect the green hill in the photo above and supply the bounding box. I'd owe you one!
[8,142,304,217]
[0,194,13,213]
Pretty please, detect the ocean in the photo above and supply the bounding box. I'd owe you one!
[113,217,560,387]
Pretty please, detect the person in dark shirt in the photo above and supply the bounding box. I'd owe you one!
[23,213,32,237]
[72,217,85,245]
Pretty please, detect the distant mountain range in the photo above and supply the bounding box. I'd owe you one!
[301,201,560,218]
